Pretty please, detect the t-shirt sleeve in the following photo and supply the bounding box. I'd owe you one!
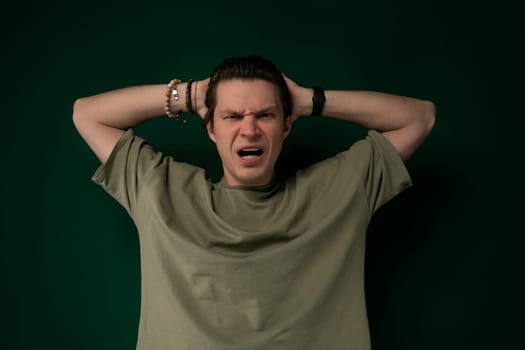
[343,129,413,216]
[91,128,166,216]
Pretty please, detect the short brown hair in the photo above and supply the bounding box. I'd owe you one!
[203,55,292,127]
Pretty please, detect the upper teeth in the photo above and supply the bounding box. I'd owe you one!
[243,148,259,151]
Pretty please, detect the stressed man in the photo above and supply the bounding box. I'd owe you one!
[73,55,435,349]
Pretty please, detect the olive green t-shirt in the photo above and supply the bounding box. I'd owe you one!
[92,129,412,350]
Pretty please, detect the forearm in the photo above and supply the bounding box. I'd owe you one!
[294,88,432,130]
[325,90,434,131]
[73,83,190,129]
[73,82,193,163]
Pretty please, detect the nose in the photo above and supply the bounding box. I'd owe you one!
[240,116,260,138]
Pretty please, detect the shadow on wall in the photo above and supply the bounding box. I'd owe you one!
[364,163,472,348]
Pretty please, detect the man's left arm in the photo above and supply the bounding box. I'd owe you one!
[286,77,436,161]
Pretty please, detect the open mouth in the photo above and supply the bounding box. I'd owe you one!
[237,148,264,160]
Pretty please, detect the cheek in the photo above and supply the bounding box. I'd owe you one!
[268,137,284,158]
[214,134,234,157]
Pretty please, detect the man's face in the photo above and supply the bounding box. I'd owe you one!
[207,79,291,187]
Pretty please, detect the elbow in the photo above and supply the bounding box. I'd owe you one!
[395,100,436,162]
[72,97,89,130]
[419,100,436,136]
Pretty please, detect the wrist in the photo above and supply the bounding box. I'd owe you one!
[194,78,210,117]
[170,81,189,112]
[294,86,314,116]
[311,86,326,116]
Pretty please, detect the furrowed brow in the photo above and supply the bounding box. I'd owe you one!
[218,109,243,116]
[218,105,280,116]
[255,106,279,113]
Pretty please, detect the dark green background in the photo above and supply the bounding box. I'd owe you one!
[3,0,523,349]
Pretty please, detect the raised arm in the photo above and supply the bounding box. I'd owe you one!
[285,77,435,161]
[72,80,208,164]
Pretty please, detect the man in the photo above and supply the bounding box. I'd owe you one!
[73,55,435,349]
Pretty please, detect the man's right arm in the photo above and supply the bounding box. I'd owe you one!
[72,83,194,164]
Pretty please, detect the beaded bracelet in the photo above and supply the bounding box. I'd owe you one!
[165,78,187,123]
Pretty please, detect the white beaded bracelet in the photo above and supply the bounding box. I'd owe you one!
[165,78,186,123]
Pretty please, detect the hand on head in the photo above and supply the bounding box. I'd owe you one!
[282,74,309,122]
[194,78,210,119]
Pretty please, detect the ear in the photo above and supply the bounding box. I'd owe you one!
[206,122,216,143]
[283,115,293,139]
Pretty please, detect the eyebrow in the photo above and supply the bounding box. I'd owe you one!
[218,106,280,116]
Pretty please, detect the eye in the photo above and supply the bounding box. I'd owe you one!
[224,114,242,120]
[258,112,274,119]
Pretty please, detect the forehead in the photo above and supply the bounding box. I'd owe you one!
[215,79,281,112]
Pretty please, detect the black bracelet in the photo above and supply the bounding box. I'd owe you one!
[311,86,326,116]
[186,79,194,114]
